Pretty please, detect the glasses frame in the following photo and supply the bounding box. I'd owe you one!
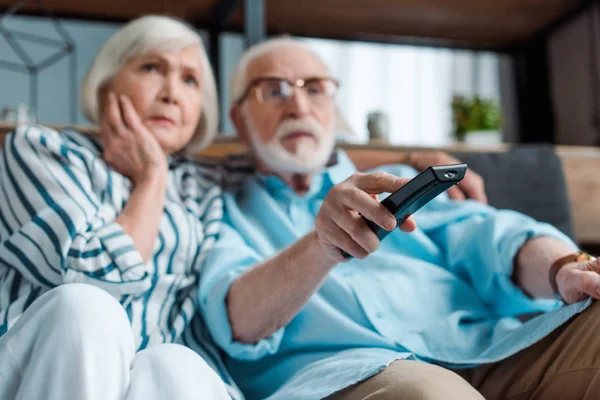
[235,76,340,106]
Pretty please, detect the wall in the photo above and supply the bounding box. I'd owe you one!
[0,15,210,127]
[1,15,502,146]
[0,15,121,125]
[548,6,600,146]
[498,55,519,143]
[218,33,244,135]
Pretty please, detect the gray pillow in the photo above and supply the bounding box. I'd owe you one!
[452,145,574,240]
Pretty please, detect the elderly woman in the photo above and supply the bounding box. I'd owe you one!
[0,16,236,400]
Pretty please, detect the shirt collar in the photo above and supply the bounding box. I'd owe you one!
[326,150,357,185]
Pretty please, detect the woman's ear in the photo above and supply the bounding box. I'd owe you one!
[230,105,250,145]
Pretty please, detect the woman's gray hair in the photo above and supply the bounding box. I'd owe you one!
[81,15,219,152]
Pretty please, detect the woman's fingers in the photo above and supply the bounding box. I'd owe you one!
[119,95,143,131]
[105,92,126,135]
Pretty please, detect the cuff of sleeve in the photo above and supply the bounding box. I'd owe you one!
[200,269,285,361]
[97,222,146,281]
[493,221,579,316]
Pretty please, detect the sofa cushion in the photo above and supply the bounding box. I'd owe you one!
[452,145,574,239]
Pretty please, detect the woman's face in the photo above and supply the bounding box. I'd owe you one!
[103,45,204,155]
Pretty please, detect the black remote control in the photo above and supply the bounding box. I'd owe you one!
[341,164,467,259]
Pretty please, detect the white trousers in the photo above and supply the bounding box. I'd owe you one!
[0,284,230,400]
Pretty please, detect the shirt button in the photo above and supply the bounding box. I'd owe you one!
[376,312,385,319]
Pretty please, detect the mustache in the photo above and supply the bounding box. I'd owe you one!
[274,118,325,141]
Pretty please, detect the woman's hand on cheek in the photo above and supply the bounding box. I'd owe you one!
[100,93,168,186]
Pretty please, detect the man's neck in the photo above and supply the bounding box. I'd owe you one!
[256,162,313,196]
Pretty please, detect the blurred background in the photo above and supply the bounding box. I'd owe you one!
[0,0,598,147]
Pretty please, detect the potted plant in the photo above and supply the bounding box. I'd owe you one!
[451,95,502,144]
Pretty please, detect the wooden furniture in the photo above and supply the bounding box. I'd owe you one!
[1,123,599,247]
[0,0,589,50]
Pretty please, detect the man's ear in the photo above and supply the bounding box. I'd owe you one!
[230,105,250,145]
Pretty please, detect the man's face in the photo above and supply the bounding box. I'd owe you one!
[232,46,338,174]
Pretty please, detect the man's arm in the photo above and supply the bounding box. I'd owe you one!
[516,237,600,305]
[227,232,334,343]
[415,188,578,316]
[226,172,416,344]
[513,236,575,299]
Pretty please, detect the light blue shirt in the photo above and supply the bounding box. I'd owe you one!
[199,151,591,400]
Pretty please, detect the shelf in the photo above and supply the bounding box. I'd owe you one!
[0,0,586,50]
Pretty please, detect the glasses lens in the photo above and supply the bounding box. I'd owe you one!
[304,79,338,102]
[258,80,292,104]
[253,78,338,105]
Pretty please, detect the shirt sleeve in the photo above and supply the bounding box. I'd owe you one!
[198,216,285,361]
[416,193,578,316]
[0,125,149,297]
[373,163,578,316]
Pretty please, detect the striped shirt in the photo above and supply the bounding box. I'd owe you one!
[0,125,246,398]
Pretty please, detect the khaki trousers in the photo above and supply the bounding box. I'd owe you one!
[329,300,600,400]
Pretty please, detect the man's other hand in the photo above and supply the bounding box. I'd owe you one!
[409,151,488,204]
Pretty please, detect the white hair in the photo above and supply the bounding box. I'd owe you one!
[229,36,353,136]
[229,37,331,106]
[80,15,219,152]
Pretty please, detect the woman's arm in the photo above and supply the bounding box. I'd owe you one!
[114,175,165,262]
[102,93,168,263]
[0,94,169,297]
[0,126,149,295]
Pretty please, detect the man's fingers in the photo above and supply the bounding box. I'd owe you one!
[459,171,488,204]
[323,220,369,260]
[574,270,600,299]
[398,216,417,233]
[340,186,396,231]
[351,172,409,195]
[330,210,380,254]
[446,185,466,201]
[582,257,600,273]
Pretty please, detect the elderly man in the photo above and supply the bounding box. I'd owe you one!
[199,38,600,400]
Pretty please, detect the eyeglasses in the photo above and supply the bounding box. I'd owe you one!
[236,77,340,106]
